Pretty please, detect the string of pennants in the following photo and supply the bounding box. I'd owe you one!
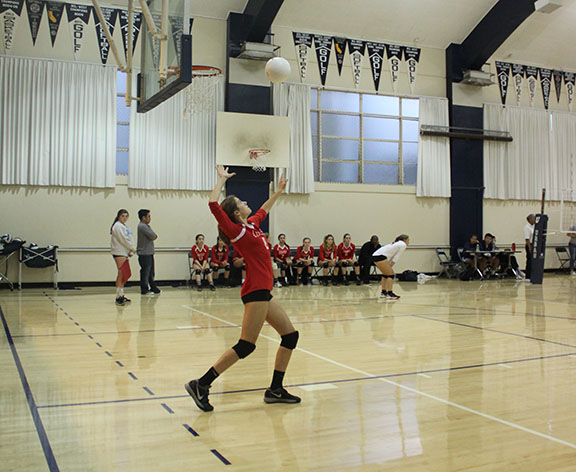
[496,61,575,111]
[0,0,185,66]
[293,31,421,94]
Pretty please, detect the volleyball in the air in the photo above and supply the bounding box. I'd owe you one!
[265,57,291,83]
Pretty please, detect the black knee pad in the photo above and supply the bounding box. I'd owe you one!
[203,268,212,275]
[353,261,359,267]
[280,331,299,350]
[278,262,286,271]
[382,274,395,279]
[232,339,256,359]
[195,269,202,275]
[323,261,329,268]
[296,262,304,268]
[342,261,349,267]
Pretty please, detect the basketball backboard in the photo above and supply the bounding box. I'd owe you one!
[216,112,290,169]
[137,0,191,113]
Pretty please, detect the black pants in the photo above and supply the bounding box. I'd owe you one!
[525,244,531,278]
[359,259,372,282]
[138,255,158,292]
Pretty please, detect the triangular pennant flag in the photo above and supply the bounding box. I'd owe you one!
[149,12,162,71]
[564,71,575,112]
[169,15,183,63]
[292,32,313,81]
[366,41,386,91]
[511,63,525,105]
[25,0,44,45]
[386,44,402,93]
[94,7,118,65]
[347,38,365,88]
[46,2,64,47]
[525,66,539,107]
[314,34,332,86]
[553,70,563,103]
[333,37,346,76]
[0,0,24,53]
[119,9,142,60]
[539,68,552,110]
[66,3,92,58]
[495,61,512,105]
[403,46,420,94]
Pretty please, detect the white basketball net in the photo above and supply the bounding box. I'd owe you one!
[249,149,270,172]
[183,74,221,118]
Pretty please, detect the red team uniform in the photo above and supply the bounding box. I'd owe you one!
[191,244,209,263]
[296,246,315,261]
[318,245,336,262]
[211,245,229,266]
[273,244,291,262]
[337,242,356,260]
[209,202,272,297]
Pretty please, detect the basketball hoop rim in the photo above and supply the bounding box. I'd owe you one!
[192,65,222,77]
[249,148,271,158]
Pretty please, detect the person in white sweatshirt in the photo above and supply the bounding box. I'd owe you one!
[110,209,136,305]
[372,234,409,300]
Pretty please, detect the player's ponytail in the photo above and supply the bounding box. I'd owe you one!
[218,196,240,246]
[394,234,409,243]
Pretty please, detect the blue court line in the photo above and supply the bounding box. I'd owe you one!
[0,305,60,472]
[128,372,138,380]
[143,387,155,396]
[115,361,124,367]
[161,403,174,414]
[95,343,102,348]
[211,449,231,465]
[182,424,199,437]
[36,350,576,410]
[104,351,112,357]
[413,314,576,349]
[87,335,93,340]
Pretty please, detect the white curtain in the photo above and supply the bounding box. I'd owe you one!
[0,57,116,187]
[484,104,553,200]
[129,77,224,190]
[416,97,450,197]
[551,111,576,201]
[273,83,315,194]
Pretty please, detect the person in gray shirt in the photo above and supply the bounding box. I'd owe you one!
[137,209,160,294]
[568,224,576,275]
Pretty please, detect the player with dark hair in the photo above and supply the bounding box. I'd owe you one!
[185,166,300,411]
[210,236,230,286]
[273,233,292,287]
[110,209,136,306]
[318,234,337,286]
[295,237,315,285]
[372,234,409,300]
[337,233,361,285]
[190,234,215,291]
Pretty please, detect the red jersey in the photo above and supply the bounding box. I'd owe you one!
[273,244,291,261]
[191,244,209,263]
[209,201,272,296]
[318,245,336,261]
[338,242,356,260]
[211,245,229,265]
[296,245,315,260]
[233,246,243,260]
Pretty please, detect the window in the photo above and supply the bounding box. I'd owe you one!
[311,89,419,185]
[116,71,130,175]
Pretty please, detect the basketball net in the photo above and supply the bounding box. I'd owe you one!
[183,67,222,119]
[249,149,270,172]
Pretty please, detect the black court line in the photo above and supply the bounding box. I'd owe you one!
[161,403,175,414]
[182,424,199,437]
[211,449,231,465]
[36,350,576,410]
[413,314,576,349]
[0,305,60,472]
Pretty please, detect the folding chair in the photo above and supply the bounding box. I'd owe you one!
[555,247,571,271]
[19,245,58,289]
[436,248,459,279]
[0,239,26,290]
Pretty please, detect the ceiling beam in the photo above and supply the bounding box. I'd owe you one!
[243,0,284,43]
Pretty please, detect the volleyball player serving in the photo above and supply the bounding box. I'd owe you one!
[185,166,301,411]
[372,235,409,300]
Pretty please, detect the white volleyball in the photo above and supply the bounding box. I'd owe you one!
[265,57,291,83]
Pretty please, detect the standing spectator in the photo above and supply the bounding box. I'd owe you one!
[137,209,160,295]
[524,214,535,279]
[359,235,380,284]
[568,224,576,275]
[110,209,136,306]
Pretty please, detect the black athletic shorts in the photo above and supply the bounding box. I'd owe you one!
[372,255,387,262]
[242,289,273,304]
[112,254,127,259]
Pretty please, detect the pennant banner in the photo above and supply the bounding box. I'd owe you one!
[292,31,312,81]
[564,71,575,112]
[386,44,402,93]
[553,69,563,103]
[366,41,386,91]
[539,68,552,110]
[46,1,64,46]
[511,63,525,105]
[314,34,332,86]
[66,3,91,57]
[333,37,346,76]
[94,7,118,65]
[119,9,142,60]
[149,12,162,70]
[169,15,182,63]
[525,66,539,107]
[347,38,364,88]
[0,0,24,53]
[495,61,511,105]
[403,46,420,94]
[25,0,44,45]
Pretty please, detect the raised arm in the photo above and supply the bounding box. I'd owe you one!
[261,174,287,213]
[209,166,236,203]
